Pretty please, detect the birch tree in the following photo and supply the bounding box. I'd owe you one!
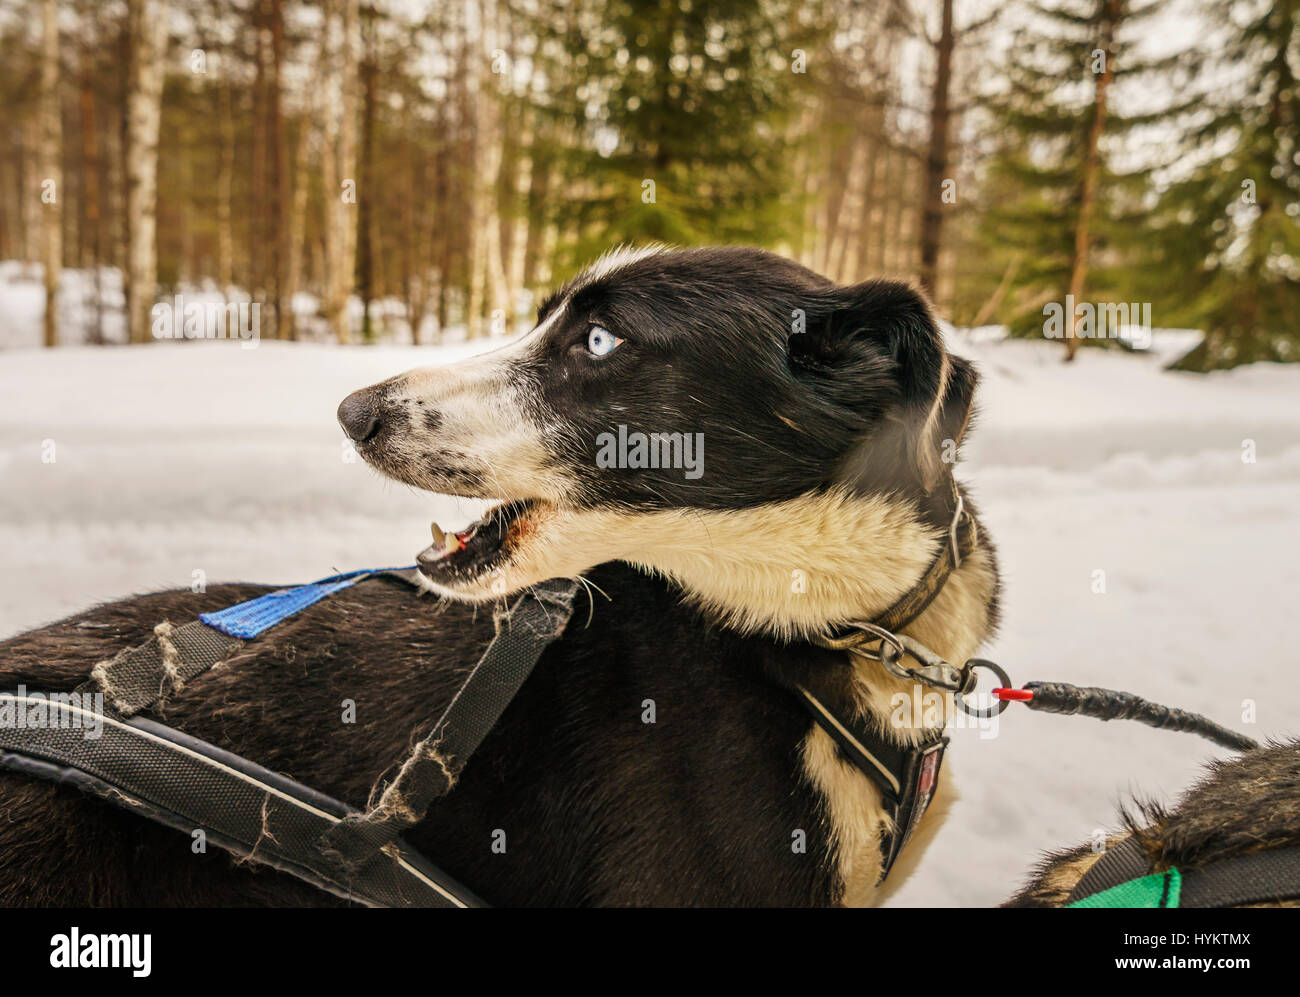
[322,0,360,344]
[40,0,61,347]
[124,0,168,344]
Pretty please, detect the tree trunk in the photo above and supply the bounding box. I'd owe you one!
[520,135,550,297]
[462,7,484,339]
[918,0,955,299]
[1065,0,1121,361]
[268,0,290,339]
[886,145,907,276]
[285,116,312,342]
[40,0,62,348]
[855,100,883,279]
[124,0,167,344]
[496,13,522,323]
[216,51,235,294]
[357,12,378,342]
[322,0,359,344]
[399,99,428,344]
[250,9,267,315]
[79,34,104,343]
[432,100,450,341]
[116,21,129,281]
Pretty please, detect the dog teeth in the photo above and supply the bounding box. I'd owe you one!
[427,520,467,559]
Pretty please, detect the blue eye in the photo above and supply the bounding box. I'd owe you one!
[586,325,622,357]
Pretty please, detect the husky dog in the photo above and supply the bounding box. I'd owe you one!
[1,246,999,906]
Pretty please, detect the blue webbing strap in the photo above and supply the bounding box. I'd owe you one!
[15,570,581,907]
[199,566,417,639]
[77,567,420,718]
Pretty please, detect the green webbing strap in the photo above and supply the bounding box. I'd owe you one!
[1068,869,1182,908]
[1067,837,1300,908]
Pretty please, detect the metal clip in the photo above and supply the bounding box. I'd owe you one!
[821,622,973,694]
[818,620,904,662]
[895,634,974,694]
[819,617,1017,718]
[954,658,1014,718]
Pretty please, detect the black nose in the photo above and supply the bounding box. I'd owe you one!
[337,389,381,443]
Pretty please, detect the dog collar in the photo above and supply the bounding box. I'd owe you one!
[876,481,978,634]
[796,479,975,886]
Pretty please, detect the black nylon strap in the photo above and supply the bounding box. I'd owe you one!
[1068,836,1300,908]
[74,620,244,718]
[0,695,481,907]
[793,686,948,883]
[1179,845,1300,907]
[73,568,425,720]
[1067,836,1150,904]
[320,578,580,870]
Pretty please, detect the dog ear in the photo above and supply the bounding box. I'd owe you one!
[789,280,977,494]
[923,352,978,487]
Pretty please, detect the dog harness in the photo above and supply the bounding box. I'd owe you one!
[0,563,960,905]
[0,483,1264,905]
[1065,836,1300,908]
[0,570,580,908]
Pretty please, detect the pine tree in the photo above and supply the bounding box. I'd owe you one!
[1145,0,1300,371]
[557,0,798,273]
[976,1,1185,351]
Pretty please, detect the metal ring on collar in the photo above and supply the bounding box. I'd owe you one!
[955,658,1013,718]
[828,620,905,663]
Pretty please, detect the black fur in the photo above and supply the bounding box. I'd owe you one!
[529,248,964,512]
[0,567,865,906]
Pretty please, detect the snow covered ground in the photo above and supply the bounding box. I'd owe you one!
[1,320,1298,906]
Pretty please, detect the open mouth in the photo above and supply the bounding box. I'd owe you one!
[415,499,543,586]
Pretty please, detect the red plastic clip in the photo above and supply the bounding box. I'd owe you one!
[992,688,1034,702]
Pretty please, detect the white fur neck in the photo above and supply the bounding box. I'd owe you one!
[519,489,943,642]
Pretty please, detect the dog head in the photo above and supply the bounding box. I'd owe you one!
[339,246,976,629]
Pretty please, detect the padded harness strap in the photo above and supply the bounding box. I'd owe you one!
[1067,836,1300,908]
[0,695,481,907]
[1067,836,1151,904]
